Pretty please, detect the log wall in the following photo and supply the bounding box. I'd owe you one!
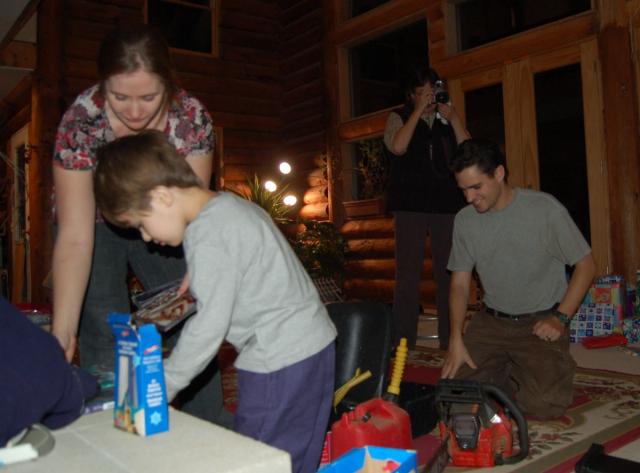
[61,0,284,191]
[340,216,437,305]
[279,0,330,220]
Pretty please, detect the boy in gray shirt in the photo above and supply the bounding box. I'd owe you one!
[94,130,336,473]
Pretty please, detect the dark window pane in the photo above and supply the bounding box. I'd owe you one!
[535,64,590,243]
[457,0,591,51]
[148,0,212,54]
[350,21,428,117]
[464,84,505,151]
[349,0,390,17]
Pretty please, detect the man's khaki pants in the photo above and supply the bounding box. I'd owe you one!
[455,309,576,419]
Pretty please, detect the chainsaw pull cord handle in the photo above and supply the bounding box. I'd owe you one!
[482,384,529,465]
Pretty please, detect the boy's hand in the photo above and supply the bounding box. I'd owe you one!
[177,273,190,297]
[441,337,476,379]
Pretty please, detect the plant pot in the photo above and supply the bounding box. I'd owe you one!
[342,197,386,219]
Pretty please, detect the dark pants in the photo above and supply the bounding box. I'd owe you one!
[234,343,335,473]
[456,310,576,419]
[392,211,455,348]
[78,222,231,427]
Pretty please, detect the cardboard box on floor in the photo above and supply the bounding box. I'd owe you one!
[108,313,169,436]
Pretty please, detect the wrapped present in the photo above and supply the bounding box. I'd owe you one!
[570,275,627,343]
[570,303,618,343]
[622,317,640,344]
[582,275,626,318]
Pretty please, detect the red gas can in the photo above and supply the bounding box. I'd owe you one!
[330,398,413,459]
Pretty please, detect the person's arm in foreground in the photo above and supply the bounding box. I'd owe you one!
[532,252,596,342]
[441,270,478,378]
[185,151,213,189]
[51,166,96,362]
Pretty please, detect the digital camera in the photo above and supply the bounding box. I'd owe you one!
[433,80,449,104]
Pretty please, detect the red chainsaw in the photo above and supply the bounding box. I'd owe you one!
[428,379,529,471]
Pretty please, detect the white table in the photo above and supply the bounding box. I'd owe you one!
[7,409,291,473]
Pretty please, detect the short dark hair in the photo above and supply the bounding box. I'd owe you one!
[404,66,441,105]
[94,130,201,225]
[98,23,177,101]
[449,138,509,180]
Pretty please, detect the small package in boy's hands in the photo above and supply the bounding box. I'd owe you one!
[131,279,196,332]
[108,312,169,436]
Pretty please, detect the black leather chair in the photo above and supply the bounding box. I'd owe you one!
[326,300,394,413]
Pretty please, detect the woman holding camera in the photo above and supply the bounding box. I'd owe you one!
[383,66,470,350]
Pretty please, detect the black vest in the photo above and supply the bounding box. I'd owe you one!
[386,105,465,214]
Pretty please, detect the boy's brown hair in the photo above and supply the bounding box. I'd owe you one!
[94,130,201,225]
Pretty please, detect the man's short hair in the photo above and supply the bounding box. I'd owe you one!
[449,138,509,180]
[94,130,201,224]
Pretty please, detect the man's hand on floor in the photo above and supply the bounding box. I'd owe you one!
[441,337,477,379]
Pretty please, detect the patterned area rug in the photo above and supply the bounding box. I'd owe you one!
[402,346,640,472]
[218,344,640,472]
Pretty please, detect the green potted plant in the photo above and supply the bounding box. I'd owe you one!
[343,137,389,219]
[227,174,295,224]
[289,219,347,302]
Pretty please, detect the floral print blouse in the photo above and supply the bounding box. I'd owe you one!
[52,85,214,221]
[54,84,214,170]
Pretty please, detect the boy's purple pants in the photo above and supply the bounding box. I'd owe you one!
[234,342,335,473]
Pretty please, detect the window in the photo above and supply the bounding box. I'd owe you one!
[348,0,390,18]
[146,0,217,55]
[464,84,505,151]
[349,20,428,117]
[534,63,590,242]
[455,0,591,51]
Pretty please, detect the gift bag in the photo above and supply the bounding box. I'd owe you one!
[569,275,626,343]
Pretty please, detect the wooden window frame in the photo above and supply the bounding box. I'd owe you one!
[144,0,220,58]
[443,0,596,55]
[448,39,610,275]
[212,125,224,191]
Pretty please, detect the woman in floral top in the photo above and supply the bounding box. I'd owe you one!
[51,24,228,426]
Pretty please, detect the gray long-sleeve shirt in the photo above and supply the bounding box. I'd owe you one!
[164,192,336,400]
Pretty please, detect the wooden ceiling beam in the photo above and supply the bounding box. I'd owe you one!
[0,40,36,69]
[0,0,40,57]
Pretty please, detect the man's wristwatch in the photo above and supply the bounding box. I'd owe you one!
[551,309,572,327]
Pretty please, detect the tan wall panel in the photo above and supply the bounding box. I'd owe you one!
[580,39,612,276]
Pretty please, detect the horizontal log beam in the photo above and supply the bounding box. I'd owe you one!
[433,12,596,79]
[299,202,329,220]
[338,109,395,141]
[343,278,437,305]
[0,0,39,57]
[346,258,432,279]
[331,0,429,46]
[0,41,36,69]
[341,217,394,237]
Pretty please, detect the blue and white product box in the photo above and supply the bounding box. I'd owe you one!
[108,313,169,436]
[319,446,417,473]
[569,303,617,343]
